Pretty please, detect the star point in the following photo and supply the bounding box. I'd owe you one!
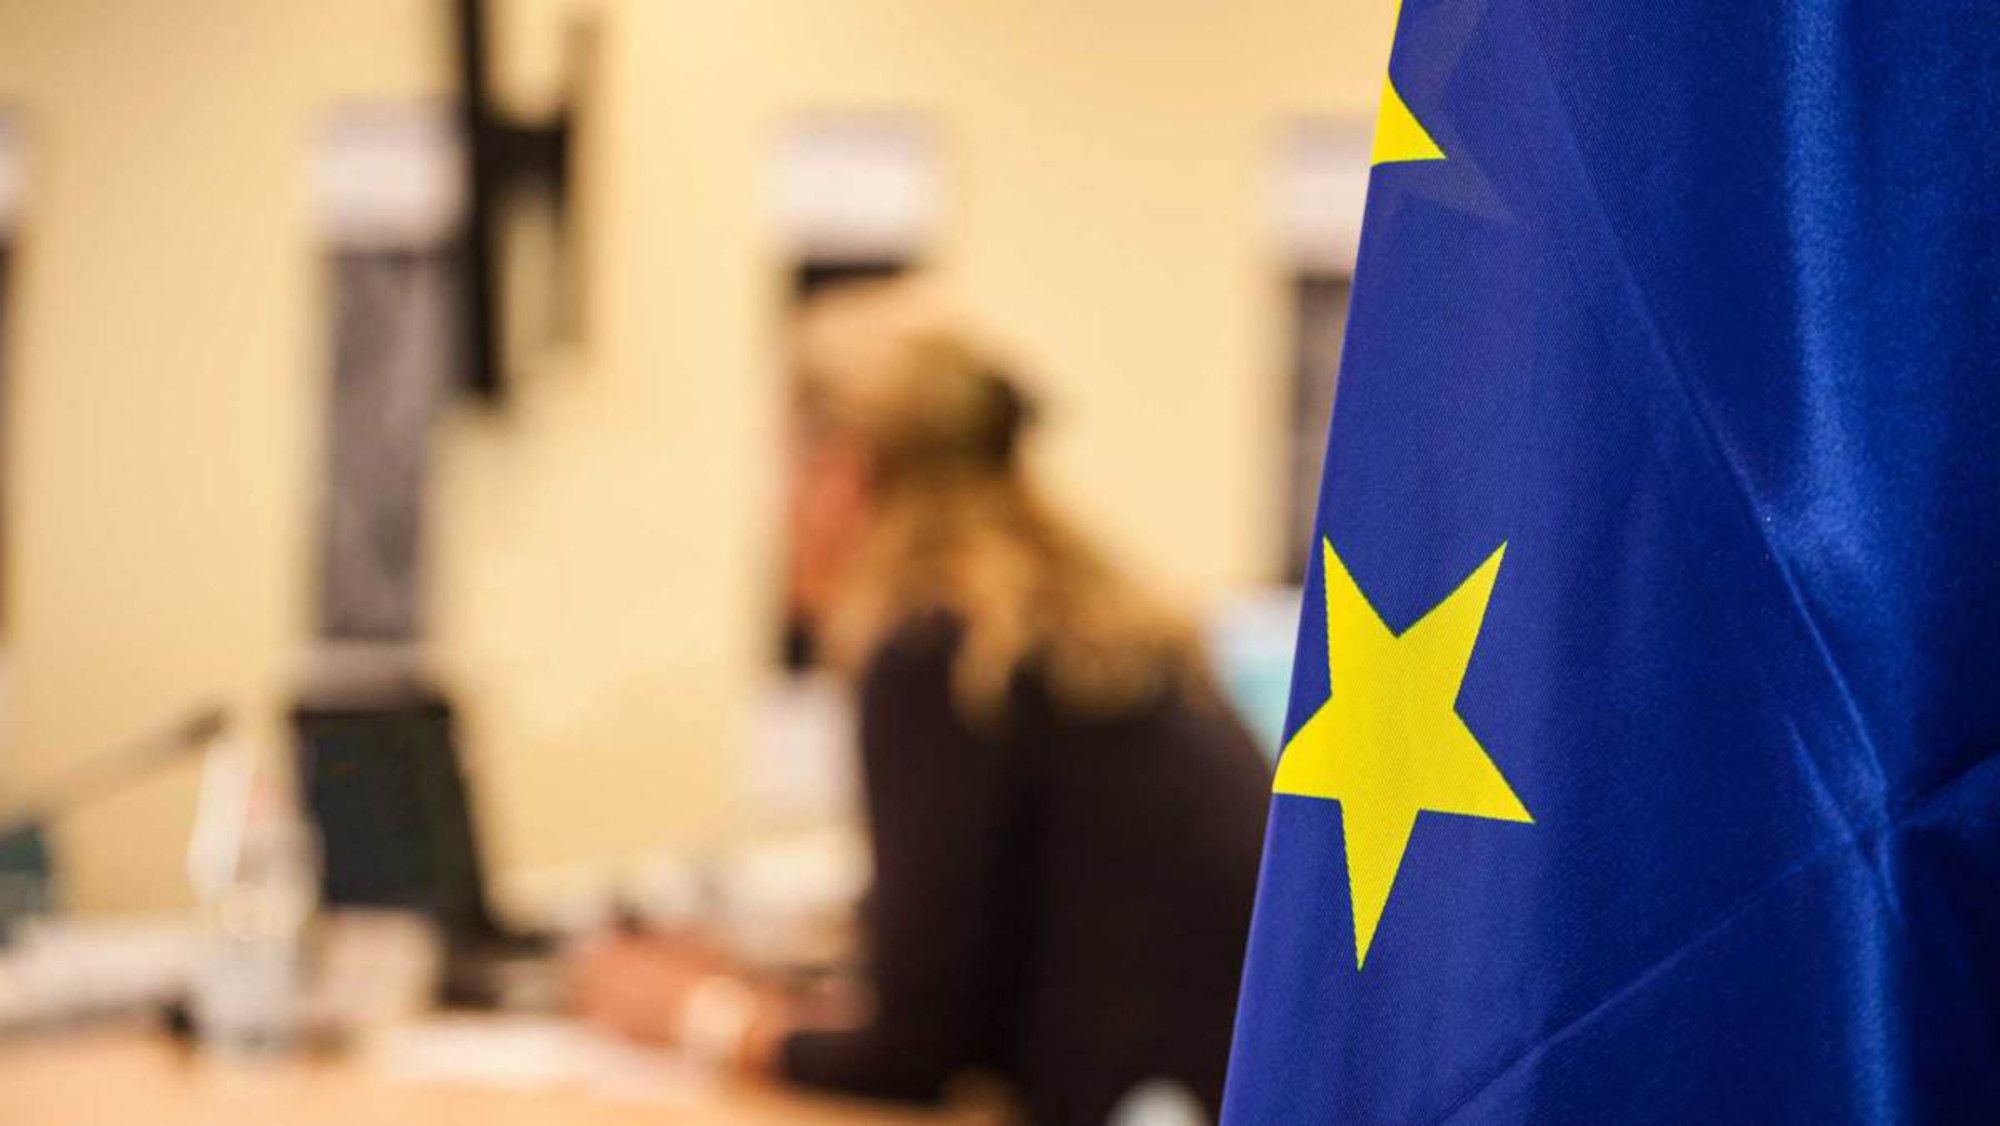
[1372,76,1447,166]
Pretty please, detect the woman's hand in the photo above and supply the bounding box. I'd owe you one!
[568,932,727,1045]
[567,931,793,1073]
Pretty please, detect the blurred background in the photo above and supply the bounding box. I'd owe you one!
[0,0,1391,1117]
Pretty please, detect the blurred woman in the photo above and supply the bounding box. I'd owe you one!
[574,280,1271,1126]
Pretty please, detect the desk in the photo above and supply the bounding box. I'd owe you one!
[0,1022,994,1126]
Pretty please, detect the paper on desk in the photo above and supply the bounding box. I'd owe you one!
[368,1015,711,1104]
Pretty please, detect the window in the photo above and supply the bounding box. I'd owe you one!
[1272,119,1371,581]
[312,108,467,645]
[1286,272,1353,580]
[0,115,20,639]
[772,114,937,669]
[0,115,38,917]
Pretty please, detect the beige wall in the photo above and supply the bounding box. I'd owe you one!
[0,0,1392,912]
[0,0,452,912]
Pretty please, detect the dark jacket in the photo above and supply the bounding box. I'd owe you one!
[783,616,1272,1125]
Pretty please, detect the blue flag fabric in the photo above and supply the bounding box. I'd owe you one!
[1224,3,2000,1123]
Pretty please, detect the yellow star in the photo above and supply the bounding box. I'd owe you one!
[1275,539,1532,968]
[1371,0,1445,166]
[1372,76,1446,166]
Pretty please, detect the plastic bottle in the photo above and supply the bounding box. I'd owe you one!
[186,741,318,1057]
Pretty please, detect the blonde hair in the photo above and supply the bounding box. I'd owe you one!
[795,279,1204,722]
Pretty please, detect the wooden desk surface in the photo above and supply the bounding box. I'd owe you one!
[0,1022,991,1126]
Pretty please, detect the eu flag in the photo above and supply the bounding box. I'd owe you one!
[1224,2,2000,1122]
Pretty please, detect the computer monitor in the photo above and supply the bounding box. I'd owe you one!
[292,695,497,942]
